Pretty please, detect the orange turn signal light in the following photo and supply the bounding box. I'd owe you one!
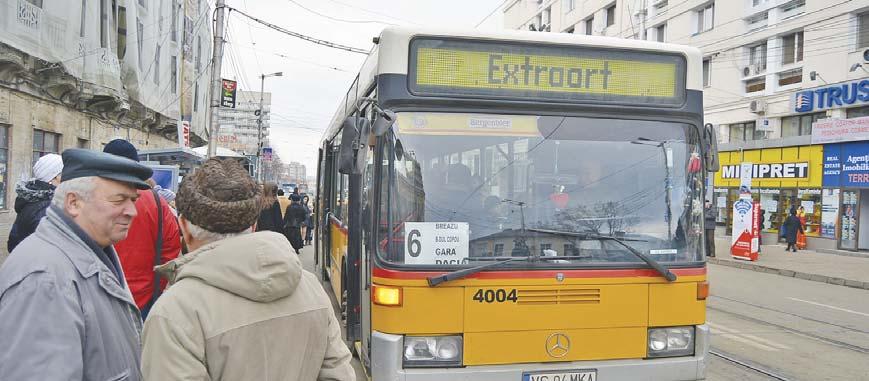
[697,281,709,300]
[372,284,402,306]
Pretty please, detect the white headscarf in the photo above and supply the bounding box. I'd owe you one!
[32,154,63,183]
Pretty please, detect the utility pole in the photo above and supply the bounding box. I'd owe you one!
[206,0,227,158]
[255,72,282,182]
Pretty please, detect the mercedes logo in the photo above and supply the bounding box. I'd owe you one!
[545,333,571,358]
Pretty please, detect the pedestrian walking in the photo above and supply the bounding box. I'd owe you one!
[758,209,766,252]
[704,199,717,257]
[6,153,63,253]
[277,188,290,218]
[303,194,313,245]
[104,139,182,318]
[256,182,284,233]
[781,209,804,252]
[284,193,307,254]
[140,158,354,381]
[0,149,153,380]
[796,205,807,250]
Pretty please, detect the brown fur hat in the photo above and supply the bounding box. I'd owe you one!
[176,158,261,233]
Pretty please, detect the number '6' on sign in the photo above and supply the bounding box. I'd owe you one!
[407,229,421,257]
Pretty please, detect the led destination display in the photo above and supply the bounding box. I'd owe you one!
[409,38,687,105]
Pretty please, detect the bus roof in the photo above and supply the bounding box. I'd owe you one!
[322,27,703,143]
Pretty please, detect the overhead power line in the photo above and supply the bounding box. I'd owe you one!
[224,6,370,54]
[286,0,399,25]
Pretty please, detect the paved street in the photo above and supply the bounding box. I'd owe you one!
[299,243,869,380]
[706,263,869,380]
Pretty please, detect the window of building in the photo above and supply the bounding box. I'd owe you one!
[0,125,8,209]
[33,130,61,163]
[540,243,552,254]
[745,77,765,93]
[605,4,616,27]
[695,3,714,34]
[781,112,824,137]
[747,11,768,31]
[100,0,109,48]
[847,106,869,118]
[859,12,869,49]
[749,43,767,72]
[585,16,594,35]
[193,83,199,112]
[542,7,551,26]
[154,45,161,85]
[781,31,803,65]
[780,0,805,18]
[77,138,89,149]
[195,36,202,72]
[171,2,178,42]
[563,0,575,13]
[80,0,87,37]
[494,243,504,256]
[728,121,761,142]
[138,0,145,7]
[171,55,178,94]
[656,23,666,42]
[564,243,576,255]
[778,68,802,86]
[703,58,711,87]
[136,18,144,69]
[753,0,768,6]
[25,0,43,7]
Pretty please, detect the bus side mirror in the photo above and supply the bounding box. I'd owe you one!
[338,117,370,175]
[704,123,720,172]
[372,110,396,137]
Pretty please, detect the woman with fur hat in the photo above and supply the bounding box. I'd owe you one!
[284,194,307,254]
[6,154,63,252]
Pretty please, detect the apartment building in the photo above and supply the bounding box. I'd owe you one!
[504,0,869,251]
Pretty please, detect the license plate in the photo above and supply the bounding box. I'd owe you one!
[522,369,597,381]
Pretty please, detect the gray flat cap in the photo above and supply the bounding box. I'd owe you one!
[61,148,153,189]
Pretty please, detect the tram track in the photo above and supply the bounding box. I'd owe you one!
[709,295,869,336]
[709,349,793,381]
[707,303,869,354]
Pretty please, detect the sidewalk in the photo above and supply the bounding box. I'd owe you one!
[708,237,869,290]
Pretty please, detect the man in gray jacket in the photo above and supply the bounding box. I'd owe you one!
[0,149,153,380]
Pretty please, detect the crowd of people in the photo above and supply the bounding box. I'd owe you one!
[0,140,354,380]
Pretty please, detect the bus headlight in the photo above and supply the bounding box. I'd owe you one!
[647,326,694,358]
[402,335,463,368]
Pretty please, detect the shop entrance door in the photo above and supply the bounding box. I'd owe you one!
[839,190,860,250]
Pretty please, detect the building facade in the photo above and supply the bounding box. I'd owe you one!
[504,0,869,250]
[216,90,271,156]
[0,0,213,255]
[287,161,307,184]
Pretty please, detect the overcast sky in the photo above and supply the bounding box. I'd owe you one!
[222,0,505,179]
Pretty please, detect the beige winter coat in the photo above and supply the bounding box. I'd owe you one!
[140,231,354,381]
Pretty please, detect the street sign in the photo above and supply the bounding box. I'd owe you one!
[221,79,237,108]
[262,147,273,162]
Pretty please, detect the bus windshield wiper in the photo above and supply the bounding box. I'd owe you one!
[427,257,528,287]
[527,228,677,282]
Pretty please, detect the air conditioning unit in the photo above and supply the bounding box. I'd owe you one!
[749,100,767,114]
[743,64,764,76]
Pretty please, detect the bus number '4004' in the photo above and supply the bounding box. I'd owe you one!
[473,289,518,303]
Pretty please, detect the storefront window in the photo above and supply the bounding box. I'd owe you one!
[821,189,839,239]
[797,188,822,237]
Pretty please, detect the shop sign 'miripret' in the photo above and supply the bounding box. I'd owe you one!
[721,162,809,179]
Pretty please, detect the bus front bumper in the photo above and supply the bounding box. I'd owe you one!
[371,325,710,381]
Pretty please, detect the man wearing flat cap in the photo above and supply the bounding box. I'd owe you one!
[0,148,152,380]
[141,158,354,380]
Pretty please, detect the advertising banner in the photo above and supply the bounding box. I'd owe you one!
[811,116,869,144]
[221,79,238,108]
[732,162,759,261]
[823,141,869,188]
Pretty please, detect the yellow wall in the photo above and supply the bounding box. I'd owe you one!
[713,146,823,189]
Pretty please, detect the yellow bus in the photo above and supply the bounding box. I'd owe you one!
[316,27,718,380]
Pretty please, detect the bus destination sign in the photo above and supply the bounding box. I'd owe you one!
[409,38,686,106]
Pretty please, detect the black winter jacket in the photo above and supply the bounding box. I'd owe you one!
[256,201,284,234]
[7,180,55,252]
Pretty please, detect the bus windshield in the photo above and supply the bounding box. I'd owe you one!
[377,112,705,268]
